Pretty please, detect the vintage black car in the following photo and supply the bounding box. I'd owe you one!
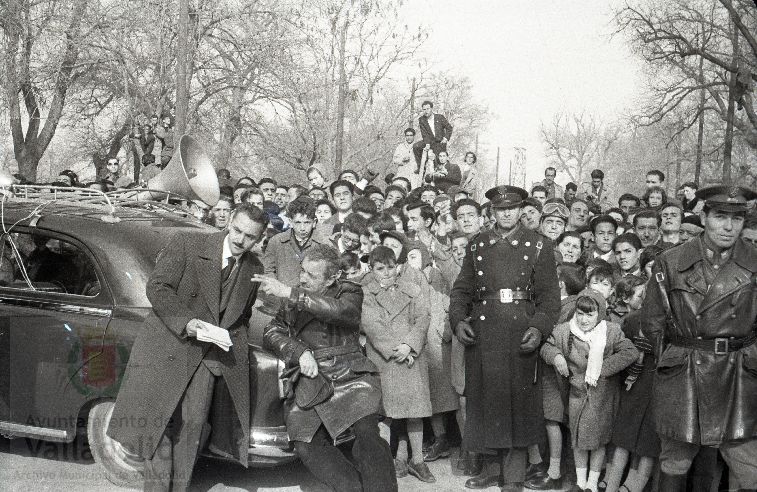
[0,189,295,486]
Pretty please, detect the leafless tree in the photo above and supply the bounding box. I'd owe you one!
[540,112,620,184]
[2,0,90,181]
[614,0,756,183]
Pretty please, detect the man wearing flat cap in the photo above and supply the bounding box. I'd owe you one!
[450,185,560,490]
[642,185,757,490]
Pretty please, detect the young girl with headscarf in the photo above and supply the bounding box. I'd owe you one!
[540,289,638,492]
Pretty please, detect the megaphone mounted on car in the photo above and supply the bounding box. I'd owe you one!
[142,134,220,206]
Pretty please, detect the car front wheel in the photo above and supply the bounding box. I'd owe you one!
[87,400,144,488]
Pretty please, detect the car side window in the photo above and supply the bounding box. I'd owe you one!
[1,231,101,297]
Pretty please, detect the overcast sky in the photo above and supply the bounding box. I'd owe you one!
[399,0,642,186]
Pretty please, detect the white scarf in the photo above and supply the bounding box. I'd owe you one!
[569,318,608,387]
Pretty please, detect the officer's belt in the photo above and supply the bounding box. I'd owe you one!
[474,289,531,303]
[669,333,756,355]
[312,344,362,360]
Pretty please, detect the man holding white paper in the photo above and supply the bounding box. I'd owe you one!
[194,319,233,350]
[108,203,268,492]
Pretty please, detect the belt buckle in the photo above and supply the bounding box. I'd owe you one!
[500,289,513,304]
[714,338,729,355]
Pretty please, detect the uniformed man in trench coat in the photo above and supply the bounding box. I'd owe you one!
[642,185,757,491]
[107,204,267,491]
[449,185,560,491]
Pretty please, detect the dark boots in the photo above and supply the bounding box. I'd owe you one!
[464,454,502,489]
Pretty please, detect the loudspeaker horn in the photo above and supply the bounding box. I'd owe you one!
[143,135,220,206]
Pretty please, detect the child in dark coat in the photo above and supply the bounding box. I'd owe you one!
[603,275,659,492]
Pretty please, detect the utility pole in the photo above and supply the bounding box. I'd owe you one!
[409,77,416,129]
[175,0,190,138]
[495,146,500,185]
[334,15,349,173]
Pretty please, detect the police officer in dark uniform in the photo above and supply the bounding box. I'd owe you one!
[450,185,561,491]
[643,185,757,491]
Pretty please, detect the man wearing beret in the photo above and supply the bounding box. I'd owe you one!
[678,214,704,243]
[450,185,561,490]
[642,185,757,490]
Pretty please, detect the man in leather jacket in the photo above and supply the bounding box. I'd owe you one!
[255,244,397,492]
[642,185,757,491]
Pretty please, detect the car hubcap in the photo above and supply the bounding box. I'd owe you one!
[101,403,143,470]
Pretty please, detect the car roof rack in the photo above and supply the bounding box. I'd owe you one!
[106,189,199,219]
[4,185,201,223]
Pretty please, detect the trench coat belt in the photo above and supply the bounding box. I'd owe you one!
[669,333,757,354]
[312,344,362,361]
[474,290,532,303]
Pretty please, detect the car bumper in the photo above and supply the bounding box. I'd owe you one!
[204,425,296,467]
[250,426,294,456]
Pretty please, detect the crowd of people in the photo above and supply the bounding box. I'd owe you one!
[100,100,757,492]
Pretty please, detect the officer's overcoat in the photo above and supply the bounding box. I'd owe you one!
[449,226,560,450]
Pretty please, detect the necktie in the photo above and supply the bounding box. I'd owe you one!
[222,256,236,282]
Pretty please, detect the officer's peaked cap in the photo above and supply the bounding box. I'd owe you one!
[485,185,528,209]
[695,185,756,213]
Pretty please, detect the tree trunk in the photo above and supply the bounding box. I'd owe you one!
[722,20,739,185]
[218,86,244,169]
[174,0,190,137]
[675,134,682,190]
[695,92,705,186]
[3,0,88,182]
[694,58,706,186]
[333,15,349,174]
[130,139,141,184]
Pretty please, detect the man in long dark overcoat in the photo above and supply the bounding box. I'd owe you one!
[107,204,268,491]
[642,185,757,491]
[450,185,560,491]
